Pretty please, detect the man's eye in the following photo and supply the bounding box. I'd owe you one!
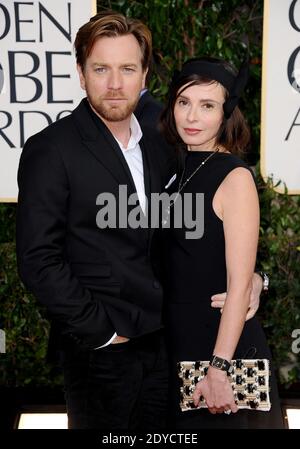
[95,67,106,73]
[123,67,135,73]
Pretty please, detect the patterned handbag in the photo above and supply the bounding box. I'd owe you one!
[178,359,271,412]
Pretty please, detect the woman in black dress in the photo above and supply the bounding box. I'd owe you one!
[160,57,283,428]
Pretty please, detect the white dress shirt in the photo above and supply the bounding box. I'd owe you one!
[115,113,146,214]
[95,114,145,349]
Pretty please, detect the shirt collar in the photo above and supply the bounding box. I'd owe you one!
[115,113,143,151]
[140,88,148,97]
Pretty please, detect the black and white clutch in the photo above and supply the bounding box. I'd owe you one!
[177,359,271,412]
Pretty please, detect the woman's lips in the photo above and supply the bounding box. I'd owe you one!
[183,128,202,135]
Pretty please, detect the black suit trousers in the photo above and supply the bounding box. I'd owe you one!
[62,330,168,429]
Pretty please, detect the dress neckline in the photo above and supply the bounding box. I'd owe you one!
[187,150,230,156]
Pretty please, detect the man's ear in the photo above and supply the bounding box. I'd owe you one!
[77,64,86,90]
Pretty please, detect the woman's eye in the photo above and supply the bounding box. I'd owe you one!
[202,103,214,110]
[178,99,188,106]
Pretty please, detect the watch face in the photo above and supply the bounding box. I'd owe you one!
[210,356,231,372]
[213,357,223,368]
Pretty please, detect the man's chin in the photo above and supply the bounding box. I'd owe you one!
[102,111,131,122]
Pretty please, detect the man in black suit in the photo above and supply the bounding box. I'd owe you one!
[17,11,263,430]
[16,11,174,429]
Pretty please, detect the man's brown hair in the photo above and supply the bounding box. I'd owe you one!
[74,10,152,71]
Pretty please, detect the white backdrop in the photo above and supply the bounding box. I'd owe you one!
[261,0,300,194]
[0,0,96,201]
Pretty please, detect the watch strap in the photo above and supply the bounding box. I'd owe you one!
[210,355,233,374]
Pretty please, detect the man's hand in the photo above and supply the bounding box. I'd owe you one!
[211,272,263,321]
[111,335,130,344]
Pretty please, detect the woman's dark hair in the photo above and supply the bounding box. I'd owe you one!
[160,57,250,156]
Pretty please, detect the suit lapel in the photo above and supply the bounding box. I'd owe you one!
[139,140,151,209]
[140,138,162,199]
[139,137,163,244]
[72,99,151,244]
[72,99,136,195]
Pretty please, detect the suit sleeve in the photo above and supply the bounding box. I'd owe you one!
[16,133,115,350]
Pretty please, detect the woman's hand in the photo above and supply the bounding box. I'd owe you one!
[192,367,238,414]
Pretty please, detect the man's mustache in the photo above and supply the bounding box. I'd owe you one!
[102,91,127,99]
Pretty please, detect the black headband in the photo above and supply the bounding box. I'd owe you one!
[173,58,249,118]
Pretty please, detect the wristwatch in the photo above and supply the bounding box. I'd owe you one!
[258,271,269,292]
[209,355,233,374]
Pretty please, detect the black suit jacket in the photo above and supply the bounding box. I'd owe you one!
[16,99,175,351]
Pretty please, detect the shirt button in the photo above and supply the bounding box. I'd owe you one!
[153,280,161,289]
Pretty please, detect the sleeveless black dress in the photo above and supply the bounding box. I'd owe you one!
[163,151,284,429]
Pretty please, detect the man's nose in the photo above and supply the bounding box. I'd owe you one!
[107,70,122,90]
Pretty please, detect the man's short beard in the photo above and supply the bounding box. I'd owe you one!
[90,97,139,122]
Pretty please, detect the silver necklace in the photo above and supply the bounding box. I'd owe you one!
[162,147,220,226]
